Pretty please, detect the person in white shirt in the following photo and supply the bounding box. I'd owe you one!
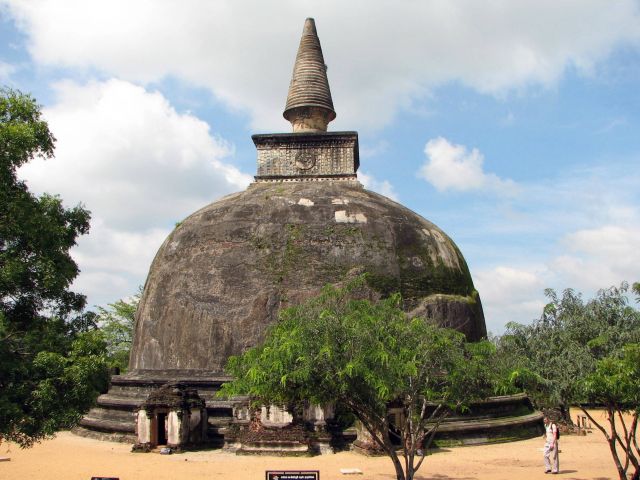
[543,416,559,474]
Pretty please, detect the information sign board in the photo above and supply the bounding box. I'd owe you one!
[266,470,320,480]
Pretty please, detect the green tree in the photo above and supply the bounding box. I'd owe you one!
[0,88,108,446]
[12,330,109,446]
[495,283,640,420]
[220,279,495,480]
[580,344,640,480]
[495,283,640,478]
[96,289,140,373]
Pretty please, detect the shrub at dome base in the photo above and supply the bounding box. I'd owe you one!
[220,277,496,480]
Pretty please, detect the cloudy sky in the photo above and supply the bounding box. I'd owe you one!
[2,0,639,333]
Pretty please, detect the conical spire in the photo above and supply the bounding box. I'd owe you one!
[283,18,336,132]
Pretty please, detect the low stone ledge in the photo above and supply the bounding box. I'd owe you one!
[72,426,136,443]
[434,411,543,433]
[79,416,135,434]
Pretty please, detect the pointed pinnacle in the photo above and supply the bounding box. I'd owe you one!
[302,16,317,36]
[283,18,336,132]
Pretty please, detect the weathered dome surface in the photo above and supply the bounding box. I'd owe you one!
[129,180,486,375]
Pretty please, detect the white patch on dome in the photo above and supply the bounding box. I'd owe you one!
[431,229,445,243]
[167,239,181,253]
[335,210,367,224]
[411,256,424,267]
[298,198,314,207]
[422,228,461,270]
[331,198,350,205]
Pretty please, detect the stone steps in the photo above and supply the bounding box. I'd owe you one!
[85,407,135,423]
[96,394,144,409]
[208,416,233,427]
[80,414,135,434]
[236,441,312,456]
[73,425,137,443]
[434,411,543,433]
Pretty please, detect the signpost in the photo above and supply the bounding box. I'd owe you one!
[266,471,320,480]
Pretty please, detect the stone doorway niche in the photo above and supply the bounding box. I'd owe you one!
[387,408,404,446]
[154,410,168,446]
[133,383,207,452]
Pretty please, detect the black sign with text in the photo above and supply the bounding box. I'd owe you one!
[266,470,319,480]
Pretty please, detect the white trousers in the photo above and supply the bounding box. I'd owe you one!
[544,442,559,473]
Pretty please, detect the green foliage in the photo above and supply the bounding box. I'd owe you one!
[579,344,640,480]
[493,282,640,479]
[9,331,109,446]
[221,277,495,480]
[494,283,640,418]
[582,344,640,411]
[1,88,107,446]
[95,289,140,373]
[1,88,89,322]
[1,87,55,172]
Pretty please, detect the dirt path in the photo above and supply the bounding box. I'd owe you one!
[0,410,625,480]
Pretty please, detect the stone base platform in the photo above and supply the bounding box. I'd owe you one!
[235,440,314,457]
[77,373,542,452]
[76,370,234,445]
[432,394,544,447]
[352,393,544,453]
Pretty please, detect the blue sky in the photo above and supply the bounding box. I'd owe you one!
[2,1,639,333]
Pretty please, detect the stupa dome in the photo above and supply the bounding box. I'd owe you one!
[130,179,486,373]
[79,19,540,450]
[128,18,486,376]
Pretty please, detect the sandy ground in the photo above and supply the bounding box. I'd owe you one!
[0,410,627,480]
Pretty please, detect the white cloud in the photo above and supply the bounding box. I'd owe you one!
[3,0,640,131]
[474,266,547,333]
[469,202,640,333]
[552,225,640,291]
[20,79,251,230]
[359,171,399,201]
[419,137,516,193]
[360,140,389,159]
[475,224,640,333]
[18,79,252,307]
[69,219,170,308]
[72,220,169,278]
[0,60,16,81]
[462,161,640,332]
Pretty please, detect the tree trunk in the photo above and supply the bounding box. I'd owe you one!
[380,429,405,480]
[605,409,627,480]
[581,406,628,480]
[559,403,573,425]
[607,438,627,480]
[389,451,406,480]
